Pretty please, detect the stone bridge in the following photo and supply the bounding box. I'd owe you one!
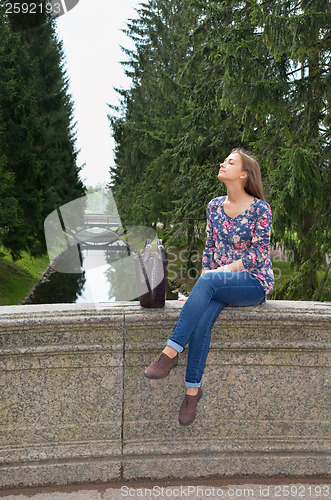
[70,214,128,251]
[0,300,330,489]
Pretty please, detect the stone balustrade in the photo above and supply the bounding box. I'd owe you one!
[0,300,330,488]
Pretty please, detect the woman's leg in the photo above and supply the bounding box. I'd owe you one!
[165,272,228,353]
[167,271,264,351]
[167,272,265,386]
[185,299,225,387]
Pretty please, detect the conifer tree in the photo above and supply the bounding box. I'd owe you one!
[259,0,330,300]
[0,1,84,257]
[186,0,330,299]
[0,5,18,235]
[109,0,330,299]
[109,0,204,228]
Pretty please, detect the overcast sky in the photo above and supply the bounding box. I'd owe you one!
[56,0,141,187]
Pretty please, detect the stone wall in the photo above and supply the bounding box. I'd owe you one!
[0,300,330,488]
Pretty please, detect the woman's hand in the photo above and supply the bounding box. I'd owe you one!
[201,266,226,275]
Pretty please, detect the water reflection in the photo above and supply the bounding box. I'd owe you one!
[75,247,138,303]
[27,269,86,304]
[26,247,180,304]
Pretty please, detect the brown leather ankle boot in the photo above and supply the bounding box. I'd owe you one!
[144,352,178,379]
[178,387,203,425]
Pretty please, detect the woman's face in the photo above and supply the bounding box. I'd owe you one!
[218,152,246,183]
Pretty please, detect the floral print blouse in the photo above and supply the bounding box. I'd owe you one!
[202,196,274,297]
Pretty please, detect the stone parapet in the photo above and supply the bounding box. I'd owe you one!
[0,301,330,488]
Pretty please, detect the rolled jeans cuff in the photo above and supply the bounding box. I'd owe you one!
[166,339,184,353]
[185,381,202,388]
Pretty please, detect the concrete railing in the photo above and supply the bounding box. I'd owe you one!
[0,300,330,488]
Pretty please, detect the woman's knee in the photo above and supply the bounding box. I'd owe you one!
[200,271,230,286]
[196,273,215,288]
[196,272,224,296]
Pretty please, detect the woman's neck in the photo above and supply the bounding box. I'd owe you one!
[225,186,253,204]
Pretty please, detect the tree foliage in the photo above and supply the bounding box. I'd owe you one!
[0,1,85,258]
[109,0,330,300]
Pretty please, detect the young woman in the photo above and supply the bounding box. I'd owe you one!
[144,148,274,425]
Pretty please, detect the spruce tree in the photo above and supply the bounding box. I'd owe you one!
[192,0,330,299]
[260,0,330,300]
[0,2,85,257]
[109,0,203,228]
[0,4,19,237]
[109,0,330,299]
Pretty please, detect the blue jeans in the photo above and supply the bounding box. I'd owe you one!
[166,271,266,388]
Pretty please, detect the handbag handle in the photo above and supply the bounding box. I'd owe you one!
[137,242,152,295]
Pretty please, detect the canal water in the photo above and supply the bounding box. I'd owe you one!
[26,247,182,304]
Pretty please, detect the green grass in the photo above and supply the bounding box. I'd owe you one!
[271,259,294,287]
[271,258,330,300]
[0,248,50,306]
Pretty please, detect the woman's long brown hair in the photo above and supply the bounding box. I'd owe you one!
[232,148,265,201]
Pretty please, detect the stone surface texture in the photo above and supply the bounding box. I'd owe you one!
[0,300,330,488]
[0,492,101,500]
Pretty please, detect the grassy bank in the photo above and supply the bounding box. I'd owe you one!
[0,248,49,306]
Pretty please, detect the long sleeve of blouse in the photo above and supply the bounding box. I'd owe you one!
[202,196,274,296]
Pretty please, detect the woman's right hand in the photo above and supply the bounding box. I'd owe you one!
[201,269,214,275]
[201,267,225,275]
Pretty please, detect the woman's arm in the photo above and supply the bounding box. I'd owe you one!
[241,202,272,270]
[202,259,245,273]
[227,259,245,271]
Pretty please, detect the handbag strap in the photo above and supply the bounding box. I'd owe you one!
[157,240,167,265]
[139,243,152,294]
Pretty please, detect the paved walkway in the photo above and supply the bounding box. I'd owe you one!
[0,478,329,500]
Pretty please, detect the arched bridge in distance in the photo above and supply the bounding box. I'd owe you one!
[66,213,130,252]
